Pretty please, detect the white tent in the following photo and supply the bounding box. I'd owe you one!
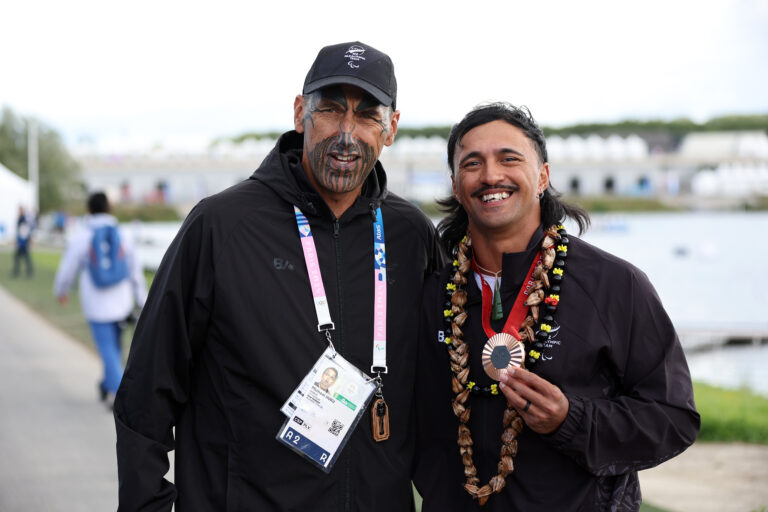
[0,162,34,245]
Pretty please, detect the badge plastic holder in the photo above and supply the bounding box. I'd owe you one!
[276,346,377,473]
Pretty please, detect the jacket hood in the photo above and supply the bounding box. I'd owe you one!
[249,131,389,217]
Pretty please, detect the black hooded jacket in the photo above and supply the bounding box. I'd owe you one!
[114,131,444,511]
[414,227,699,511]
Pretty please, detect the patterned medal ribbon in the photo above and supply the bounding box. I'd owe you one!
[473,253,541,380]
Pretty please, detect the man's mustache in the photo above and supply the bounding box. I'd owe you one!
[326,134,361,153]
[470,184,519,198]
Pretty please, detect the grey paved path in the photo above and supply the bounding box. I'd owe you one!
[0,284,118,512]
[1,282,766,512]
[639,442,768,512]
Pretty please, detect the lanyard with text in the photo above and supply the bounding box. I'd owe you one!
[294,206,391,442]
[473,254,541,340]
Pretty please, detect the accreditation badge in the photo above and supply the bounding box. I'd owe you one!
[277,346,377,472]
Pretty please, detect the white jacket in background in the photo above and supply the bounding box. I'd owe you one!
[54,213,148,323]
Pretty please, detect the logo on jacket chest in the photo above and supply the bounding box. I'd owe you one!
[274,257,295,271]
[538,320,562,361]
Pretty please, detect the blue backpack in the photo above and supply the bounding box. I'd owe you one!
[88,225,129,287]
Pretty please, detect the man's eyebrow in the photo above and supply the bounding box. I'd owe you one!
[458,148,524,167]
[498,147,525,157]
[316,87,347,108]
[459,151,483,167]
[354,94,383,113]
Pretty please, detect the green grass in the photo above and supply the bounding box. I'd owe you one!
[0,247,151,356]
[416,196,685,219]
[694,382,768,444]
[569,196,682,213]
[1,248,94,346]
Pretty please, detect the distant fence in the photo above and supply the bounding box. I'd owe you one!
[678,326,768,353]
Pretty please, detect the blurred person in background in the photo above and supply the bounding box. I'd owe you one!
[11,205,34,278]
[54,191,147,408]
[414,103,699,511]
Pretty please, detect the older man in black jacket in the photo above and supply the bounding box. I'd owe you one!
[115,42,444,511]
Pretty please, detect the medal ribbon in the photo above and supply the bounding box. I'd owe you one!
[473,253,541,340]
[294,206,388,374]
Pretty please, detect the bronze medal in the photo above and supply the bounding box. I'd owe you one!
[481,333,524,381]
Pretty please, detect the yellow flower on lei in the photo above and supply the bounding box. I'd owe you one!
[553,268,564,276]
[557,244,567,253]
[529,350,541,360]
[490,384,499,395]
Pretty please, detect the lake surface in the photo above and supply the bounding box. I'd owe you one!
[572,212,768,396]
[126,212,768,396]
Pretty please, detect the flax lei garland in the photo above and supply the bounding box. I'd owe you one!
[442,225,569,506]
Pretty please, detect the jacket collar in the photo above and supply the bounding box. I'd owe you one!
[465,225,546,304]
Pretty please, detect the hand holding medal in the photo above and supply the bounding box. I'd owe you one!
[498,367,569,435]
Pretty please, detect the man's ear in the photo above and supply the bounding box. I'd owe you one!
[293,95,305,134]
[451,174,461,205]
[383,109,400,146]
[538,162,550,194]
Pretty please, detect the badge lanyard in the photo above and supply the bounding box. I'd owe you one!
[294,206,391,442]
[293,205,388,376]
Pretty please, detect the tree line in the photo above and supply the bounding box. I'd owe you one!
[218,114,768,143]
[0,107,82,213]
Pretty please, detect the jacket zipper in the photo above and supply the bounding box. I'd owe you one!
[331,217,352,512]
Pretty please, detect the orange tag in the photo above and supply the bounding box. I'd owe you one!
[371,397,390,442]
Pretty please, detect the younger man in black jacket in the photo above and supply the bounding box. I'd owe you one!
[414,103,698,511]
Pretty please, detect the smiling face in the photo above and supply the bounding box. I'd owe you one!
[294,85,399,211]
[452,120,550,242]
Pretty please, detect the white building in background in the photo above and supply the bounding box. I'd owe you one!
[685,131,768,197]
[75,136,454,210]
[74,129,768,209]
[0,162,34,245]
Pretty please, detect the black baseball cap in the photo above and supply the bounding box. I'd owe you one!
[303,41,397,109]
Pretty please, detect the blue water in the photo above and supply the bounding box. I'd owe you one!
[574,212,768,396]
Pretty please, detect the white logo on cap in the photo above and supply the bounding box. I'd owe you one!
[344,45,366,69]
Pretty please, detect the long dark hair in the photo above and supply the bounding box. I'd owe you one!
[437,102,590,256]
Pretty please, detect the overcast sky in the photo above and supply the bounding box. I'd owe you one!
[3,0,768,151]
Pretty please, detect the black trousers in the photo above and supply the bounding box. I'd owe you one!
[12,245,33,277]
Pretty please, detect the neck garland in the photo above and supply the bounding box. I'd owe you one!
[441,225,569,506]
